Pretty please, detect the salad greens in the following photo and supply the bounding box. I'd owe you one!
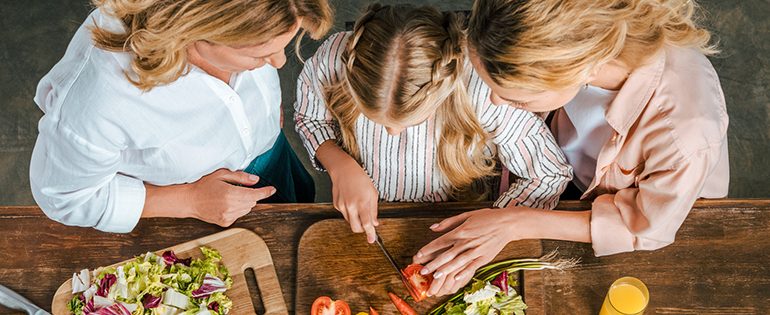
[67,247,232,315]
[430,251,578,315]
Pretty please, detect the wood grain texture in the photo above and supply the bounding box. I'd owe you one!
[0,200,769,315]
[295,218,543,314]
[49,228,287,315]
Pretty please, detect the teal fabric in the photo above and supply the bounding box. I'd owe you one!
[243,132,315,203]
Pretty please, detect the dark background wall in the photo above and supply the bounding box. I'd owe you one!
[0,0,767,205]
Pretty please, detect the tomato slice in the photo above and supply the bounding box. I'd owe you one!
[401,264,433,302]
[311,296,351,315]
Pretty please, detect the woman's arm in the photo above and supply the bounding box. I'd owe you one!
[315,141,380,243]
[411,206,590,296]
[293,32,380,243]
[142,169,276,227]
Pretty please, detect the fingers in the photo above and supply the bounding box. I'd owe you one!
[421,245,467,279]
[451,257,487,290]
[218,169,260,186]
[248,186,277,202]
[412,232,456,265]
[358,206,377,243]
[432,248,480,285]
[430,212,471,233]
[347,205,364,234]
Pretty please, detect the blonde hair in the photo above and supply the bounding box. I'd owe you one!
[468,0,718,91]
[325,4,495,192]
[91,0,333,90]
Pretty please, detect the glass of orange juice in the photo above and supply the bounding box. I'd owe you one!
[598,277,649,315]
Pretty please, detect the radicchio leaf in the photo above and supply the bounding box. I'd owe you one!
[142,294,161,309]
[191,274,227,298]
[491,270,509,295]
[162,250,192,266]
[208,301,220,312]
[96,274,117,297]
[86,303,131,315]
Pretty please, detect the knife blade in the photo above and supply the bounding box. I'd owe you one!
[0,284,51,315]
[374,232,418,297]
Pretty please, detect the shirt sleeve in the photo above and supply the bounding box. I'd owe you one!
[467,68,572,210]
[293,32,350,171]
[30,122,145,233]
[492,116,573,210]
[590,147,721,256]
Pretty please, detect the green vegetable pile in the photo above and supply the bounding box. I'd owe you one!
[67,247,232,315]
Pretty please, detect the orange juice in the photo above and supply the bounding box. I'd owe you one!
[599,277,649,315]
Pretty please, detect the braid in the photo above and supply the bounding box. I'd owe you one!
[344,3,384,75]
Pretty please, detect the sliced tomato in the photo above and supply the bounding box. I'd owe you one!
[311,296,351,315]
[401,263,433,302]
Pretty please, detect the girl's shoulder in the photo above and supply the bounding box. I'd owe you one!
[464,64,545,137]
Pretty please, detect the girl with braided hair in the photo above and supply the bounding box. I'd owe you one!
[415,0,729,296]
[31,0,332,232]
[294,3,572,244]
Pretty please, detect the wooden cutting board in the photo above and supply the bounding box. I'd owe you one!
[51,228,287,315]
[296,219,545,314]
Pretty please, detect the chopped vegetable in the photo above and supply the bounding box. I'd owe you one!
[388,292,417,315]
[72,269,90,294]
[401,264,432,302]
[162,251,191,267]
[142,294,161,309]
[162,288,189,309]
[191,275,227,298]
[311,296,351,315]
[429,251,578,315]
[491,271,509,295]
[95,274,116,297]
[67,247,232,315]
[369,307,379,315]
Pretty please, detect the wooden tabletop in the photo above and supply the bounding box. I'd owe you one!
[1,199,768,314]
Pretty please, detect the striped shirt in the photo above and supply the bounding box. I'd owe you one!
[294,32,572,209]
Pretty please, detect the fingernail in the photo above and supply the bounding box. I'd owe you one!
[430,223,439,229]
[249,174,259,181]
[420,267,429,275]
[433,271,443,278]
[416,252,423,258]
[269,187,277,194]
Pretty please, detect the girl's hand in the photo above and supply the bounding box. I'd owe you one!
[329,159,380,243]
[412,207,525,296]
[187,169,276,226]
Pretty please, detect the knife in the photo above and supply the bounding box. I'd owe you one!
[374,232,419,297]
[0,284,51,315]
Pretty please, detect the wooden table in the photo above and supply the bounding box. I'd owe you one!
[1,200,768,314]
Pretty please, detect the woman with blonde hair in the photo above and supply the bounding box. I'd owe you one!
[415,0,730,295]
[31,0,332,233]
[295,4,572,244]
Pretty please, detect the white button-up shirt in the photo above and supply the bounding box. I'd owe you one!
[30,9,282,233]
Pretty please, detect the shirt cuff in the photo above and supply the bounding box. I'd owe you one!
[590,194,636,256]
[94,175,146,233]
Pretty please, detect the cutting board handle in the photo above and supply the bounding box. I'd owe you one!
[234,231,289,315]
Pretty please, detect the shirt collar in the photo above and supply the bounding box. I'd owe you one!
[604,49,667,135]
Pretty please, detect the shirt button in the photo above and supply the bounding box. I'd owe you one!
[242,127,250,134]
[228,96,238,103]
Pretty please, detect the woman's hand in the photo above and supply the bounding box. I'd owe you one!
[316,141,380,243]
[143,169,276,226]
[329,156,380,243]
[186,169,276,226]
[412,207,524,296]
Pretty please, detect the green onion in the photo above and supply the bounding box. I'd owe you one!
[428,251,578,315]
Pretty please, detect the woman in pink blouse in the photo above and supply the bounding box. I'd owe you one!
[294,4,572,243]
[414,0,730,296]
